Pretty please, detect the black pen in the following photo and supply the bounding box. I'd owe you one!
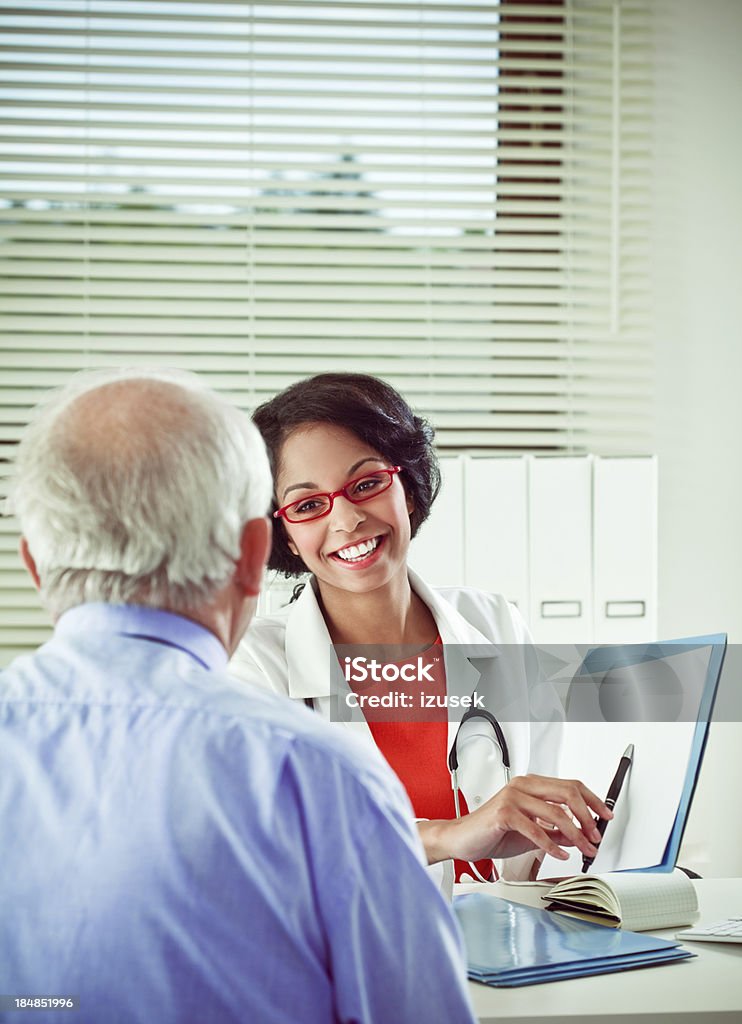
[582,743,634,873]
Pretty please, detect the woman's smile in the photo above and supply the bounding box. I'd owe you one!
[328,534,386,568]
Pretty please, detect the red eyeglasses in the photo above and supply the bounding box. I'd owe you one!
[273,466,402,524]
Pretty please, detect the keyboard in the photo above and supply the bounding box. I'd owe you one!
[676,918,742,943]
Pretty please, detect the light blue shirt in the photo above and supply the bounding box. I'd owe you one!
[0,604,474,1024]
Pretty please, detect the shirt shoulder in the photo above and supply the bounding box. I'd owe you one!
[205,667,408,813]
[2,637,413,852]
[202,673,424,877]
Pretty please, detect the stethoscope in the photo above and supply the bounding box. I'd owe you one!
[448,705,511,883]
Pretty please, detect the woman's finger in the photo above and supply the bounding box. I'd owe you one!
[512,792,599,858]
[505,808,571,861]
[512,775,611,840]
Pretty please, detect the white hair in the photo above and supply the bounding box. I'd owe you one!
[8,367,272,617]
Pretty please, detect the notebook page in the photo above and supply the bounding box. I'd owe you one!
[605,869,699,931]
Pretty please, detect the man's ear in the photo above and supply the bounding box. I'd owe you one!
[235,517,272,597]
[19,537,41,591]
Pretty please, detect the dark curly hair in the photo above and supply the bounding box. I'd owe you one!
[252,373,441,577]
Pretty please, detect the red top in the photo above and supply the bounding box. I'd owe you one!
[352,637,495,882]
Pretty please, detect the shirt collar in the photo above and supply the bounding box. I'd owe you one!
[54,603,229,672]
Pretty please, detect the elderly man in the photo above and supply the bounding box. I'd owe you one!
[0,370,475,1024]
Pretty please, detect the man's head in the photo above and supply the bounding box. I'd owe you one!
[9,368,272,650]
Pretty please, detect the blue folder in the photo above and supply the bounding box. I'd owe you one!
[454,894,694,987]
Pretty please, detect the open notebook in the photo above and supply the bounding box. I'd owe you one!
[543,868,699,931]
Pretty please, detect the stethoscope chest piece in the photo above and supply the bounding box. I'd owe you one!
[448,705,511,818]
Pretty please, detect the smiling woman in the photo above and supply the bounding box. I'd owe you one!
[274,425,415,605]
[229,373,611,891]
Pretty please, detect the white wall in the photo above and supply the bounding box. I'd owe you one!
[650,0,742,875]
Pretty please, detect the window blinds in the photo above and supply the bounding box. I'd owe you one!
[0,0,653,661]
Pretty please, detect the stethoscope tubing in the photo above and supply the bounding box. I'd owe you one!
[449,704,511,883]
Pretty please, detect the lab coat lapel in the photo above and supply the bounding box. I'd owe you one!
[406,573,532,776]
[283,570,512,758]
[284,579,377,747]
[406,570,502,759]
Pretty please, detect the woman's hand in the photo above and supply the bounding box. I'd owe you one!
[418,774,613,865]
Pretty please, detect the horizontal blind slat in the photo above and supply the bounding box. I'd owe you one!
[0,0,654,660]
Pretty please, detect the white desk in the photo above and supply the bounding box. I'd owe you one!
[456,878,742,1024]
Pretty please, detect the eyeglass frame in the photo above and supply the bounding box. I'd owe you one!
[273,466,403,524]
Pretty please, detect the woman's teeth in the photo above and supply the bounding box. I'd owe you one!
[335,537,380,562]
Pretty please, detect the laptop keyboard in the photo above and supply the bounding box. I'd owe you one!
[677,918,742,943]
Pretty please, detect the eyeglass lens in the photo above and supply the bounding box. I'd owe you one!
[284,470,395,523]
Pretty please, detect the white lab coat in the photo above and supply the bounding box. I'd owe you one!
[229,568,563,893]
